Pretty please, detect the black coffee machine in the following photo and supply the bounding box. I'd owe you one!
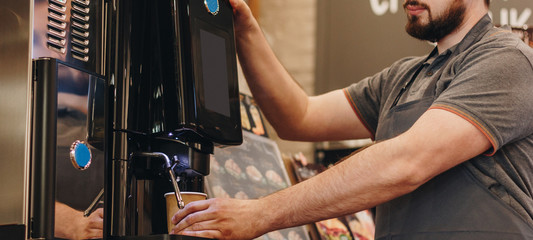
[15,0,241,239]
[105,0,242,238]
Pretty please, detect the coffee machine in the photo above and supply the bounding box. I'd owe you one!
[0,0,242,239]
[106,0,242,238]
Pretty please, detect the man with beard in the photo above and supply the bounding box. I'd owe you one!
[170,0,533,239]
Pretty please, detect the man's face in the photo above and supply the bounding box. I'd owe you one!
[404,0,466,42]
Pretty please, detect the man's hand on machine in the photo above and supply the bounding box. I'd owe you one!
[170,198,267,240]
[228,0,260,35]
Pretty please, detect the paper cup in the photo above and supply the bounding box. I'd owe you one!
[164,191,207,233]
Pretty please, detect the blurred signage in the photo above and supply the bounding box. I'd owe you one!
[368,0,532,27]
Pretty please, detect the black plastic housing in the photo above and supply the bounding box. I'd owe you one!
[123,0,242,152]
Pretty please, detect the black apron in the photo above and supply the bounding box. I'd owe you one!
[373,22,533,239]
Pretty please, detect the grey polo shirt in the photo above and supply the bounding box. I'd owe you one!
[344,15,533,225]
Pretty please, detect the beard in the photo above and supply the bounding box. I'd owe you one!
[404,0,466,42]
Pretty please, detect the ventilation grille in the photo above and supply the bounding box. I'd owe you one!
[45,0,91,62]
[46,0,68,53]
[70,0,91,62]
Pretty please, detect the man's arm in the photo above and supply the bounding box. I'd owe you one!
[259,108,492,229]
[230,0,371,141]
[170,108,491,239]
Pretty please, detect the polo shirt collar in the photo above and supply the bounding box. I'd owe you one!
[449,14,494,55]
[424,14,493,65]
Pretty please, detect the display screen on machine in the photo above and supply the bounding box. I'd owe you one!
[199,28,231,117]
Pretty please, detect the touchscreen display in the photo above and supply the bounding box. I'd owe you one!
[200,29,231,117]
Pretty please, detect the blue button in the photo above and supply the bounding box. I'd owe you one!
[204,0,219,15]
[70,140,92,170]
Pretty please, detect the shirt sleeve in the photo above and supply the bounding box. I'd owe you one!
[343,57,421,139]
[343,76,381,139]
[344,65,395,138]
[431,43,533,155]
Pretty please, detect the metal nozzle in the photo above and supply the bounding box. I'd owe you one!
[130,152,185,209]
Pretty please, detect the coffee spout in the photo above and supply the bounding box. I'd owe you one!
[129,152,186,209]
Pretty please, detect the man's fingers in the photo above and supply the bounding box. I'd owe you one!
[172,207,218,233]
[171,199,211,225]
[228,0,244,9]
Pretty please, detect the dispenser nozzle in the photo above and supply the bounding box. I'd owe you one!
[130,152,186,209]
